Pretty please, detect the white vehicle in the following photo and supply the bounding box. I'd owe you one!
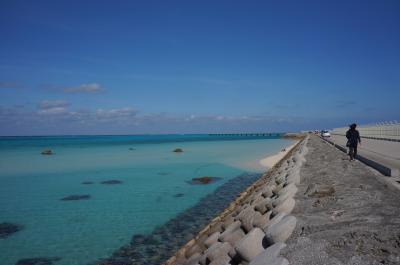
[321,130,331,137]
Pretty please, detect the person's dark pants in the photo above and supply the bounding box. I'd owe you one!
[349,145,358,160]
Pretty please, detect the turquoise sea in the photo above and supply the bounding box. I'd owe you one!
[0,134,294,265]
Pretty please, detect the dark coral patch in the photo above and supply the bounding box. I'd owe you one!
[0,222,22,238]
[82,181,94,185]
[90,173,259,265]
[16,257,61,265]
[187,176,221,185]
[173,148,183,153]
[92,258,132,265]
[100,180,123,185]
[130,234,146,245]
[173,193,184,198]
[41,149,53,155]
[60,195,91,201]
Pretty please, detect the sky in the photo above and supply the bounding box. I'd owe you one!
[0,0,399,135]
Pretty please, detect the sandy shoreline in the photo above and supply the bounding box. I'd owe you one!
[259,141,300,168]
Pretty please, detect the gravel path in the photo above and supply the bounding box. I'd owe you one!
[282,135,400,265]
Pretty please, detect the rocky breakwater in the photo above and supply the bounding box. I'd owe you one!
[165,135,309,265]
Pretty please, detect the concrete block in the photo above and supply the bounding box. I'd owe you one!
[254,197,273,214]
[204,232,220,248]
[220,227,245,245]
[234,228,266,262]
[264,216,297,246]
[262,212,287,231]
[272,197,295,215]
[253,210,272,228]
[205,242,232,263]
[249,243,287,265]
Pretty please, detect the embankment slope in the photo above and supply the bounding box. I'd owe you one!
[282,135,400,265]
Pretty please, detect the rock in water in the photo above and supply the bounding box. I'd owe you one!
[60,195,91,201]
[82,181,94,185]
[173,148,183,153]
[16,257,61,265]
[0,222,22,238]
[130,234,147,245]
[100,180,123,185]
[41,149,53,155]
[190,176,221,185]
[91,258,132,265]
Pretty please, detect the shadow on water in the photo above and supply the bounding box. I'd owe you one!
[90,172,260,265]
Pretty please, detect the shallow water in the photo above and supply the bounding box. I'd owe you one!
[0,135,293,265]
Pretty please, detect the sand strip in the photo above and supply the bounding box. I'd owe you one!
[259,141,300,168]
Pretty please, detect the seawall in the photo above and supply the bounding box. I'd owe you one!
[164,134,309,265]
[282,134,400,264]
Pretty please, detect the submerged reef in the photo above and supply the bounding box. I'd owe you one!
[41,149,53,155]
[91,258,131,265]
[0,222,22,238]
[82,181,95,185]
[188,176,221,185]
[16,257,61,265]
[89,173,259,265]
[60,195,91,201]
[100,180,123,185]
[173,148,183,153]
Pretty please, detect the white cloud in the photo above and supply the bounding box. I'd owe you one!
[63,83,103,93]
[95,107,137,120]
[37,100,69,115]
[38,100,69,110]
[2,103,305,135]
[185,114,196,121]
[38,107,67,115]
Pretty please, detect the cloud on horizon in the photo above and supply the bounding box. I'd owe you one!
[40,83,105,94]
[37,100,70,115]
[0,103,305,135]
[38,100,70,110]
[63,83,104,93]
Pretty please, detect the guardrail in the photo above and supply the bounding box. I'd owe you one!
[322,136,399,177]
[331,121,400,141]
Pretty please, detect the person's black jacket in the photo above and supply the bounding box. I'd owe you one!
[346,129,361,147]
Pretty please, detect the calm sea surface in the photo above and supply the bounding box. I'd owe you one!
[0,135,294,265]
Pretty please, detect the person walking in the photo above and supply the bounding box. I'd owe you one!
[346,123,361,161]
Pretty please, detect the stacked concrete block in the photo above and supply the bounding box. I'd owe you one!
[166,136,309,265]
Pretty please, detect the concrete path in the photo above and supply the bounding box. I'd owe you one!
[282,135,400,265]
[329,134,400,177]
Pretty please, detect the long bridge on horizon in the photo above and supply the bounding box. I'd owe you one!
[208,133,283,137]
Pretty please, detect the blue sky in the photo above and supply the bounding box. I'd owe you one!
[0,0,399,135]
